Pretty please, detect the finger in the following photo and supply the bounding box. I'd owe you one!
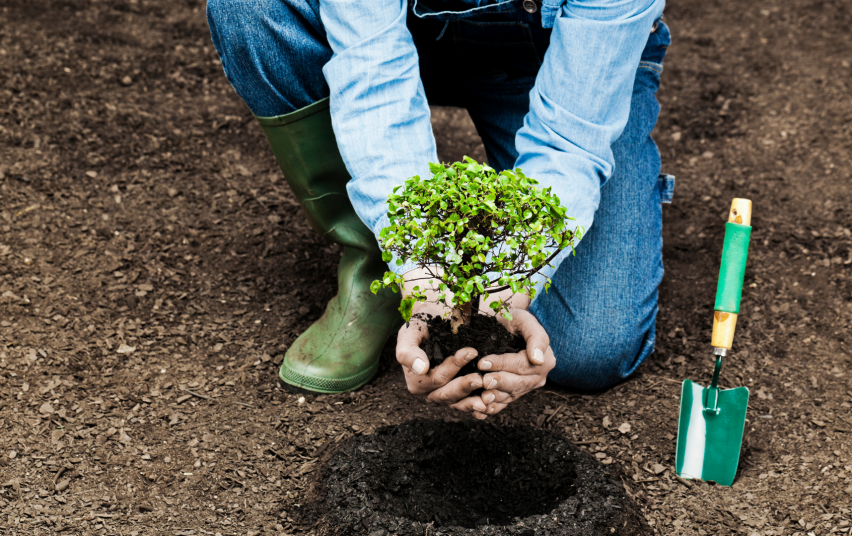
[396,321,430,376]
[449,395,488,414]
[426,373,483,406]
[478,351,533,375]
[472,411,488,420]
[430,347,478,386]
[480,388,513,406]
[485,401,510,416]
[480,371,516,393]
[510,309,550,365]
[481,371,543,395]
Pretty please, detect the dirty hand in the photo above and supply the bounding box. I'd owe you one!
[396,300,489,419]
[477,308,555,416]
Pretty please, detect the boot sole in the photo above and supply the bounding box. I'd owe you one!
[278,360,380,395]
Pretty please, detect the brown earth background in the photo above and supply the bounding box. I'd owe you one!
[2,0,852,534]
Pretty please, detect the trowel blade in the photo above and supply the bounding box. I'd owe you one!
[675,379,749,487]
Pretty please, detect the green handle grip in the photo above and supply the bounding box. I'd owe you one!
[714,222,752,314]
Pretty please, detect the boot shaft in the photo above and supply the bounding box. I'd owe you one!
[256,98,377,252]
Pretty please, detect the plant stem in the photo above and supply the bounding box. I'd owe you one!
[450,307,463,334]
[450,295,479,334]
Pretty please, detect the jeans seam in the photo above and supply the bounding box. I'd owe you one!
[412,0,516,19]
[638,60,663,74]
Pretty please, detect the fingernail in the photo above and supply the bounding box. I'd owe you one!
[486,379,497,390]
[485,393,495,404]
[479,360,492,370]
[532,348,545,365]
[470,381,481,389]
[465,350,478,361]
[412,358,427,375]
[488,407,495,414]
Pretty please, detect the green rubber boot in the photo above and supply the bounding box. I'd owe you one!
[256,98,402,394]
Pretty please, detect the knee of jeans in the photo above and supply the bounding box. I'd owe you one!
[547,308,656,391]
[207,0,263,47]
[207,0,299,62]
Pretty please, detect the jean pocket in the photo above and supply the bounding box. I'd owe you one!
[658,173,675,204]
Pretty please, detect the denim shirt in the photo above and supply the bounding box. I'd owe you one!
[320,0,665,290]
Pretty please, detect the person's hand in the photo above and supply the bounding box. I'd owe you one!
[477,308,555,416]
[396,301,489,419]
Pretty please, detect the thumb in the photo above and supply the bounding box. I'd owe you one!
[396,320,431,375]
[512,309,549,366]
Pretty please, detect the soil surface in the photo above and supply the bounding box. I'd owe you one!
[419,313,525,376]
[317,419,648,536]
[2,0,852,535]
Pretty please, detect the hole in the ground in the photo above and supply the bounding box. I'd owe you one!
[354,421,575,527]
[319,419,648,536]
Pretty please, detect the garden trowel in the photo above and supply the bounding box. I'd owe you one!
[675,198,752,487]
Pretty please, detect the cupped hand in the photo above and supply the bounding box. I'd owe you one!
[477,308,556,416]
[396,301,489,419]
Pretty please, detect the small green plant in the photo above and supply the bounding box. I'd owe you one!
[371,157,582,332]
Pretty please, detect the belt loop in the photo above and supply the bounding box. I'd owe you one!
[436,20,450,40]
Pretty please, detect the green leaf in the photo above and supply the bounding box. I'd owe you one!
[370,280,382,295]
[399,297,415,322]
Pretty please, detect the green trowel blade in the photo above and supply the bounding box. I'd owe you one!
[675,379,749,487]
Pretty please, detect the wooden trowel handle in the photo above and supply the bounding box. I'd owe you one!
[711,199,753,350]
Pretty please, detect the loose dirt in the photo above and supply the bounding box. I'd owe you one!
[2,0,852,535]
[419,313,525,375]
[317,419,648,535]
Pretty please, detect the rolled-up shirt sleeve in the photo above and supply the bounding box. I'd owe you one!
[515,0,665,296]
[320,0,436,275]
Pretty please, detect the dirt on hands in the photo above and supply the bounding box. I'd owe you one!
[419,313,524,377]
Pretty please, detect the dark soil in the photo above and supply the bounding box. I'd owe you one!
[420,313,525,375]
[2,0,852,534]
[317,419,649,536]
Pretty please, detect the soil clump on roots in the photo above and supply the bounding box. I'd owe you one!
[419,314,525,375]
[316,419,649,536]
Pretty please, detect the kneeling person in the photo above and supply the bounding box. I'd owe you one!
[206,0,673,414]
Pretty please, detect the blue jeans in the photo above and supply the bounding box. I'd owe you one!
[206,0,673,390]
